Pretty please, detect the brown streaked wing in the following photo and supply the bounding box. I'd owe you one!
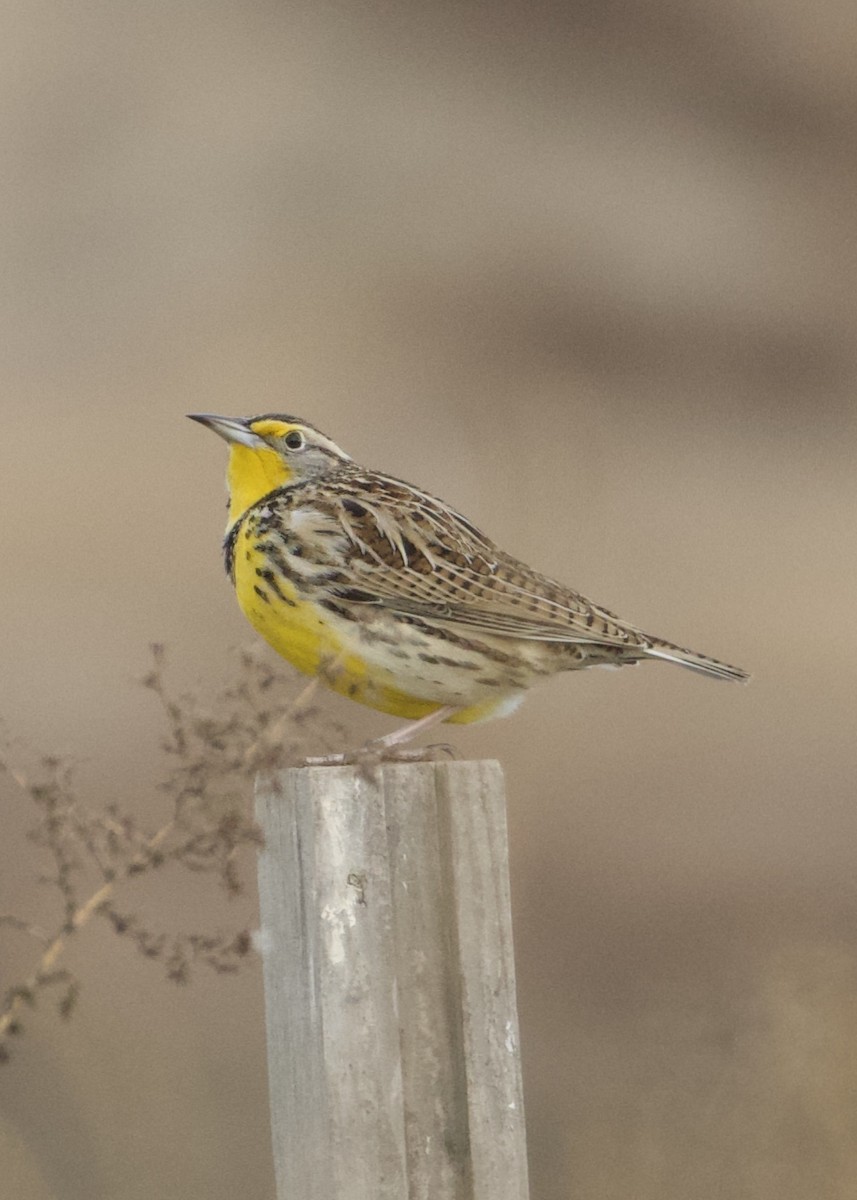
[304,472,651,650]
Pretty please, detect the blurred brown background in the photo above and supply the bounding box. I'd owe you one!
[2,1,856,1197]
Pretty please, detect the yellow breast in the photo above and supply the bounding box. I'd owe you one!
[233,521,514,722]
[233,523,340,678]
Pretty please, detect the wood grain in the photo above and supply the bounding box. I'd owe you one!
[255,761,529,1200]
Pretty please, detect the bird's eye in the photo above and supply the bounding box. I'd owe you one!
[284,430,305,450]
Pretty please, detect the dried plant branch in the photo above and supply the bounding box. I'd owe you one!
[0,916,50,944]
[0,817,174,1049]
[0,645,349,1062]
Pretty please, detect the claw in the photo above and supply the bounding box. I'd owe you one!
[379,742,457,762]
[301,740,457,772]
[300,705,460,770]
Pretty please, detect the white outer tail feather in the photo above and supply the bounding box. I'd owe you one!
[645,642,750,683]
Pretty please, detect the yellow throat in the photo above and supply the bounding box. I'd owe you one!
[226,443,291,525]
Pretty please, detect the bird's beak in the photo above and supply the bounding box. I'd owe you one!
[187,413,264,448]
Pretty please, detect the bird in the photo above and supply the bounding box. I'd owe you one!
[189,412,748,762]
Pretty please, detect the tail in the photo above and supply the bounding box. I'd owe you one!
[644,638,750,683]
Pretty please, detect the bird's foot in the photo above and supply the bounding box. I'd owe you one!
[302,740,456,771]
[302,705,459,775]
[378,741,457,763]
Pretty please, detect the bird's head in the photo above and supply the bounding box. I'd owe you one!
[188,413,351,523]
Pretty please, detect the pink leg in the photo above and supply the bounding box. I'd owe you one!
[303,705,459,766]
[368,705,457,750]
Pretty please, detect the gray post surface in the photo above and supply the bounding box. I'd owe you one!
[255,760,529,1200]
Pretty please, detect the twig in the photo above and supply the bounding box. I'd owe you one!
[0,819,175,1042]
[0,645,349,1060]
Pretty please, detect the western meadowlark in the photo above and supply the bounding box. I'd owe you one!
[189,413,748,762]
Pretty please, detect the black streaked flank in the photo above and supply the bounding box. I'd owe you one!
[223,522,241,582]
[318,598,352,620]
[256,566,296,606]
[332,585,380,605]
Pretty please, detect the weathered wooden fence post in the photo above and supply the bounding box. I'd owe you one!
[255,760,529,1200]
